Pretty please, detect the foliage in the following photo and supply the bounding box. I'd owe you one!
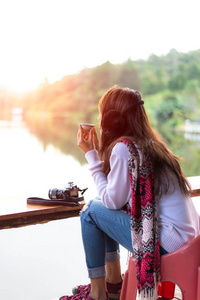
[154,93,186,128]
[0,48,200,131]
[1,49,200,175]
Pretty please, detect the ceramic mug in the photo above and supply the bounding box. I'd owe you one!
[80,123,95,132]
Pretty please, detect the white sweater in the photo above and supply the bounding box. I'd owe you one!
[85,142,200,252]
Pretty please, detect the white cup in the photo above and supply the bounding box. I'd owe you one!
[80,123,95,132]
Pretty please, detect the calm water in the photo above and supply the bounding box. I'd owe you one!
[0,120,128,300]
[0,119,200,300]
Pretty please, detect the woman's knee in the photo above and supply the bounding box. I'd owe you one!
[80,198,105,226]
[80,199,96,222]
[81,198,102,214]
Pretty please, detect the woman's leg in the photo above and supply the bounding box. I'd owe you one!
[80,199,132,299]
[106,260,122,284]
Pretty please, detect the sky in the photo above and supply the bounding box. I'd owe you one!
[0,0,199,93]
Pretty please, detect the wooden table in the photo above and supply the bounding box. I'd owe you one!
[0,176,199,230]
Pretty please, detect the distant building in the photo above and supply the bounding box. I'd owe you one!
[185,119,200,133]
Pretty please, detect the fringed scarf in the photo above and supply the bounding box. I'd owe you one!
[121,138,160,299]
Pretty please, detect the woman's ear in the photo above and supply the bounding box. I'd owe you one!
[101,110,127,137]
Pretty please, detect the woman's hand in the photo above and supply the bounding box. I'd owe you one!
[77,125,99,154]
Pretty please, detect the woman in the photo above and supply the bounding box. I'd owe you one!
[60,86,199,300]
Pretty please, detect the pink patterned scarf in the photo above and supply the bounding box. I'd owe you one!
[121,138,160,299]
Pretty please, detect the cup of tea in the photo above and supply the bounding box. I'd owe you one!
[80,123,95,132]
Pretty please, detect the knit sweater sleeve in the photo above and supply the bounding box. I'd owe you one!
[85,142,131,210]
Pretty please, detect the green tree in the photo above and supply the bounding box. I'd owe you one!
[117,59,141,90]
[155,94,186,128]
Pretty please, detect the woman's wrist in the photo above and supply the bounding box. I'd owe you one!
[85,149,100,165]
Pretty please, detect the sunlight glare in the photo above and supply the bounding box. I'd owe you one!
[0,0,199,93]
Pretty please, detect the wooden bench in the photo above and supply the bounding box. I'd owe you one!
[0,176,199,230]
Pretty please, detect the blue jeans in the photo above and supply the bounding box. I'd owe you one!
[80,198,168,279]
[80,198,133,278]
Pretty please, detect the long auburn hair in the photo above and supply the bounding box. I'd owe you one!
[98,85,190,197]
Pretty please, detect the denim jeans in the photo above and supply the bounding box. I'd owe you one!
[80,198,133,278]
[80,198,168,279]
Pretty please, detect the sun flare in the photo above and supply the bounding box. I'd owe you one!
[0,0,199,94]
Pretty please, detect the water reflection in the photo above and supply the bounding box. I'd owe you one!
[0,120,99,300]
[24,117,200,177]
[24,117,88,164]
[0,119,97,204]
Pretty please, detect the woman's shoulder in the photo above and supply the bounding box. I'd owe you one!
[111,142,130,159]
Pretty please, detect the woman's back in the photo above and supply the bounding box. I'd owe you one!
[156,178,200,252]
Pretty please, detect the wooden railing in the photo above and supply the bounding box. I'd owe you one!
[188,176,200,197]
[0,176,199,230]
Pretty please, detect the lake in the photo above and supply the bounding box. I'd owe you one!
[0,119,200,300]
